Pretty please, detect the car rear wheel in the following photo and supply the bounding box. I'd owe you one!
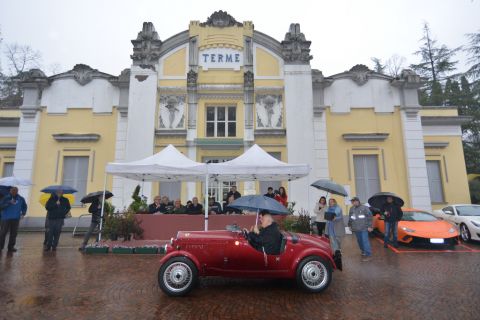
[460,224,471,242]
[158,256,198,297]
[296,256,332,293]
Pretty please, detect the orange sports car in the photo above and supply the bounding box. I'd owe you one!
[372,208,459,246]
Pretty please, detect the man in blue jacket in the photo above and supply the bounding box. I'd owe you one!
[0,187,28,253]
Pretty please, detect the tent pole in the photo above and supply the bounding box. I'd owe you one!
[98,172,107,242]
[204,174,209,231]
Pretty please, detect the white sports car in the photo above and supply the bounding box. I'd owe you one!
[432,205,480,242]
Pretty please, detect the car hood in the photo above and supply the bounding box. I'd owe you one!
[398,220,458,238]
[461,216,480,223]
[294,233,332,251]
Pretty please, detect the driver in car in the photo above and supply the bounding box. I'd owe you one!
[244,210,283,255]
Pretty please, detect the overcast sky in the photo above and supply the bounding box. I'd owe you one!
[0,0,479,76]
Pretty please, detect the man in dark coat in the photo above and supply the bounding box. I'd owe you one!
[79,196,103,251]
[45,189,71,251]
[245,210,283,255]
[264,187,275,199]
[226,186,241,201]
[186,197,203,214]
[0,187,27,253]
[381,196,403,248]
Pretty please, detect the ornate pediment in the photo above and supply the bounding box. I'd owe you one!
[348,64,372,86]
[131,22,162,67]
[200,11,243,28]
[281,23,312,64]
[71,64,95,85]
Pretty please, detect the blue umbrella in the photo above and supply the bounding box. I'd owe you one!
[41,185,78,194]
[311,179,348,197]
[229,195,289,215]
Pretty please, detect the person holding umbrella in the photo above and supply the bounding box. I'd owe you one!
[244,210,283,255]
[45,188,71,251]
[0,187,27,253]
[348,196,373,261]
[324,198,345,259]
[381,196,403,248]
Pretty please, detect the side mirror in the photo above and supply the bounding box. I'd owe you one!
[444,210,453,215]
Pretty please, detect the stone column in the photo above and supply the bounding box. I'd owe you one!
[394,70,432,211]
[13,69,49,205]
[282,24,316,214]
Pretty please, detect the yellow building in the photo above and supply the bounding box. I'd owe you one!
[0,11,471,226]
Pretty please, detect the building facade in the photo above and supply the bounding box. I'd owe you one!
[0,11,471,222]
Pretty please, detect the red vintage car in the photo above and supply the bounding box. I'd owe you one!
[158,227,341,296]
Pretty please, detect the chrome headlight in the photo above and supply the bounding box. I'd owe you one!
[471,221,480,228]
[402,227,415,233]
[448,228,456,233]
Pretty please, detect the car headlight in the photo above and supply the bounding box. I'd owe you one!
[402,227,415,233]
[471,221,480,228]
[448,228,456,233]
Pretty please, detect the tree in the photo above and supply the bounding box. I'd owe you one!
[371,57,385,73]
[385,54,406,78]
[0,42,42,107]
[465,30,480,82]
[411,23,461,83]
[429,81,444,105]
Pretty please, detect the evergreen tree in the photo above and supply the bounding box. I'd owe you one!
[459,77,480,173]
[465,30,480,82]
[443,79,453,106]
[429,81,444,106]
[371,57,385,74]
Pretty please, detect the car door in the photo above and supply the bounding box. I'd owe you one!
[222,232,267,273]
[440,206,455,223]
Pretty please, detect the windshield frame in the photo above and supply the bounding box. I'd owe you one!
[401,211,439,222]
[455,205,480,217]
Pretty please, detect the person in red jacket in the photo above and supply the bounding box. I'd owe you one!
[274,186,288,207]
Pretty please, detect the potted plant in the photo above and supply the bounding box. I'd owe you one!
[128,185,149,213]
[85,243,109,254]
[119,209,144,241]
[134,245,159,254]
[112,245,135,254]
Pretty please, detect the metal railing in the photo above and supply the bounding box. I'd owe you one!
[72,213,92,237]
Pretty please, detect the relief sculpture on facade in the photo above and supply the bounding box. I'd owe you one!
[256,95,283,129]
[159,95,185,129]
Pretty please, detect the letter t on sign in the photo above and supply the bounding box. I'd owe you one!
[202,54,209,63]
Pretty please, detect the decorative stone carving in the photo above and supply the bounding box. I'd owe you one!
[131,22,162,67]
[200,10,243,28]
[400,68,421,84]
[71,64,96,85]
[349,64,371,86]
[244,70,254,88]
[20,69,48,82]
[159,95,186,129]
[187,69,198,88]
[281,23,312,64]
[256,95,283,129]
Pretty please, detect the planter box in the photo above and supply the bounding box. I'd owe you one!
[85,247,109,254]
[112,247,135,254]
[134,247,158,254]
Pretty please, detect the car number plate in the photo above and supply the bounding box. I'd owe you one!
[430,238,444,244]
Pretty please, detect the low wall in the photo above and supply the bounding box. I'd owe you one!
[135,214,284,240]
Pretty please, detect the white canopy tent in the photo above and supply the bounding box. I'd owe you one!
[207,144,310,181]
[99,144,310,239]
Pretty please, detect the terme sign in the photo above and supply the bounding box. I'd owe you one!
[199,48,243,70]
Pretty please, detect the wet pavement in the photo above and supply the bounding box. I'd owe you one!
[0,233,479,320]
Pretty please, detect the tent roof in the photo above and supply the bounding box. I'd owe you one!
[105,144,207,181]
[207,144,310,181]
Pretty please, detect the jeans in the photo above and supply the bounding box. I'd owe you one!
[0,219,20,250]
[354,230,372,256]
[316,222,326,236]
[384,221,398,246]
[46,219,64,249]
[81,222,99,248]
[329,235,342,253]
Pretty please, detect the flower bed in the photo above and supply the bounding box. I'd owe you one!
[134,245,158,254]
[112,246,135,254]
[85,243,109,254]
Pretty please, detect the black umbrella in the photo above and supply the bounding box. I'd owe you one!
[310,179,348,197]
[368,192,404,209]
[81,191,114,204]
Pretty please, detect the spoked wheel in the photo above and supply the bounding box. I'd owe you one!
[460,224,471,242]
[296,256,332,293]
[158,257,198,296]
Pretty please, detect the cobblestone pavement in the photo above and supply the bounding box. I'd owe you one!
[0,233,479,320]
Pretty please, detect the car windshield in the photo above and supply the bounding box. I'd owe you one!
[402,211,438,222]
[456,206,480,216]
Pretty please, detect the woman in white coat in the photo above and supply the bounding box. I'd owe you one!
[313,196,327,236]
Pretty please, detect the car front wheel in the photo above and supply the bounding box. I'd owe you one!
[296,256,332,293]
[158,256,198,297]
[460,224,471,242]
